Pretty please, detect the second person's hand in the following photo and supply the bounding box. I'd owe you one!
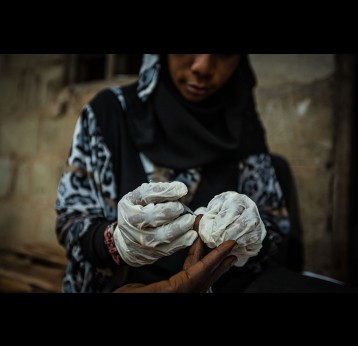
[113,237,237,293]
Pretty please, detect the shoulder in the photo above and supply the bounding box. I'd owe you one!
[89,81,139,113]
[89,88,120,111]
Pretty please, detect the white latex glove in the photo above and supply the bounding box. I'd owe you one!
[194,206,207,215]
[113,182,197,267]
[198,191,267,267]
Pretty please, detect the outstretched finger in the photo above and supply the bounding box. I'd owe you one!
[185,240,236,281]
[183,237,206,271]
[170,240,237,292]
[199,240,237,270]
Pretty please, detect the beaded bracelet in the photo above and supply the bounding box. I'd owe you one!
[103,222,121,265]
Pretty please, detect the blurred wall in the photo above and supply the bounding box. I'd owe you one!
[0,54,337,278]
[251,54,335,276]
[0,55,68,246]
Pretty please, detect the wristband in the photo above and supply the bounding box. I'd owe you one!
[104,222,121,265]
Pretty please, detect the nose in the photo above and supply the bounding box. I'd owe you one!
[190,54,214,78]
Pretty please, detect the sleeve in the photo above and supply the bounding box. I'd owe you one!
[238,153,290,268]
[54,104,118,292]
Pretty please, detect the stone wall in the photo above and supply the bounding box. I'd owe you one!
[251,54,335,276]
[0,54,68,247]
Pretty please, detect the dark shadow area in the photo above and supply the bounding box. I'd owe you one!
[245,264,358,293]
[271,154,304,273]
[349,55,358,286]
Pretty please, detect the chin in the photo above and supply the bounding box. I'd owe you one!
[183,93,208,103]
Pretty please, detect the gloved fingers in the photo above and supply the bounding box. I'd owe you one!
[198,211,237,247]
[113,227,140,266]
[115,235,166,267]
[114,218,197,267]
[127,248,167,266]
[208,208,242,236]
[197,214,216,247]
[199,191,267,256]
[140,201,186,227]
[206,192,251,220]
[118,200,186,229]
[140,214,196,247]
[199,193,244,238]
[128,232,197,269]
[225,221,260,244]
[215,200,246,223]
[157,229,198,256]
[113,226,163,267]
[203,215,265,251]
[206,191,238,210]
[221,199,246,215]
[197,239,237,273]
[115,216,195,250]
[205,196,248,232]
[194,206,207,215]
[127,181,188,206]
[224,210,265,242]
[229,244,261,267]
[232,242,262,257]
[182,237,206,271]
[227,229,266,268]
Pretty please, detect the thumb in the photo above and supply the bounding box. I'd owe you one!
[183,237,206,271]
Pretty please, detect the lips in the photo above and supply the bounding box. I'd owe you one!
[186,83,210,96]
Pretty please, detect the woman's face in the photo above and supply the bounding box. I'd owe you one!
[167,54,241,103]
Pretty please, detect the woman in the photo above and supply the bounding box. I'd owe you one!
[55,54,289,292]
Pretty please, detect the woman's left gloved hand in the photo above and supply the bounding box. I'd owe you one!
[197,191,267,267]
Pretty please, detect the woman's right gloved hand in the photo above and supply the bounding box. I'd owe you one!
[113,182,197,267]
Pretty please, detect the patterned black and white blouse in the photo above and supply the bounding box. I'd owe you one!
[55,55,290,292]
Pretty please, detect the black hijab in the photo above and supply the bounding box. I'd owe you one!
[122,55,269,285]
[128,54,267,170]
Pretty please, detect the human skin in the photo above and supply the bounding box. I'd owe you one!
[113,238,237,293]
[193,214,203,232]
[167,54,241,103]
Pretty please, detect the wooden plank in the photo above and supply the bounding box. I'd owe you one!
[0,243,67,268]
[0,254,64,292]
[0,276,32,293]
[0,248,65,292]
[0,269,62,292]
